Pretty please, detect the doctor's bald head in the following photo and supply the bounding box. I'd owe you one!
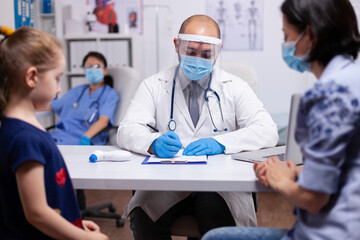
[178,15,221,39]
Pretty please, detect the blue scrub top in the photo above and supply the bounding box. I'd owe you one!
[50,84,119,145]
[283,55,360,240]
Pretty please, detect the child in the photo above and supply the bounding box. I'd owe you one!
[0,27,108,239]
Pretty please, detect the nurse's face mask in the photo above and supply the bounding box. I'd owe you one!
[84,63,104,84]
[282,31,311,73]
[177,34,222,80]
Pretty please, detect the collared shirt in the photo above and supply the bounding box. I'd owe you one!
[283,55,360,240]
[178,68,210,116]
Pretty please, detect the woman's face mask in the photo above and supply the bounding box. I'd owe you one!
[85,68,104,84]
[180,55,214,80]
[281,31,311,73]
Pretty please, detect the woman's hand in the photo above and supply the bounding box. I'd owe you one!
[83,220,108,240]
[84,231,109,240]
[254,161,269,188]
[265,156,297,192]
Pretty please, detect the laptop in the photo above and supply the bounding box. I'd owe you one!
[231,94,303,165]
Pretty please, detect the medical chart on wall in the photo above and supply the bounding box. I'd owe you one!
[87,0,143,34]
[14,0,35,29]
[206,0,263,51]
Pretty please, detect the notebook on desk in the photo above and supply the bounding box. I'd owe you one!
[231,94,303,165]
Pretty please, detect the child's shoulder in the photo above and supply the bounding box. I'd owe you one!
[1,117,50,147]
[1,117,59,168]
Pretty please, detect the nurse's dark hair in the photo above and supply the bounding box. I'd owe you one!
[82,51,113,87]
[0,26,62,118]
[281,0,360,66]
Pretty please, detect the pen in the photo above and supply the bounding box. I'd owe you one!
[146,124,185,149]
[146,124,159,132]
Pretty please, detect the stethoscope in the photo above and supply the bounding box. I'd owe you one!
[168,66,227,132]
[72,85,106,124]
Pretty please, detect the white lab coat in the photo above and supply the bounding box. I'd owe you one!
[118,66,278,226]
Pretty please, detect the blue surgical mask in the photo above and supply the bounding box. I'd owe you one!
[85,68,104,84]
[180,55,214,80]
[281,32,311,73]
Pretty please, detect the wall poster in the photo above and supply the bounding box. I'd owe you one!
[206,0,263,51]
[14,0,35,29]
[87,0,143,34]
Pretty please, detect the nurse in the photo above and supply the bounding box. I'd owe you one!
[118,15,279,239]
[203,0,360,239]
[50,51,119,145]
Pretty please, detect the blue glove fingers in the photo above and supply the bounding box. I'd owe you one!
[164,131,182,148]
[183,140,201,152]
[183,141,203,155]
[152,133,182,158]
[194,149,211,156]
[183,138,225,156]
[205,138,225,155]
[161,137,181,157]
[153,143,178,158]
[79,135,91,145]
[163,136,182,149]
[158,148,178,158]
[188,144,208,155]
[212,139,225,155]
[164,131,181,141]
[163,144,182,153]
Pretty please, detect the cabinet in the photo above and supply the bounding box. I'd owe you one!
[64,34,134,89]
[37,12,56,36]
[33,0,62,38]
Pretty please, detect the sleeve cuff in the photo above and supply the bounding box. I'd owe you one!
[298,158,341,194]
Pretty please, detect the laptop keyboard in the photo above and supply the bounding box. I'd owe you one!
[263,153,285,161]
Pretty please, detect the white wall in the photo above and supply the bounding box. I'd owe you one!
[0,0,15,29]
[1,0,311,115]
[141,0,310,114]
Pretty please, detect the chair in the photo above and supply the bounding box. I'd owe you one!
[169,62,259,239]
[106,66,142,145]
[222,61,258,95]
[76,189,124,227]
[64,66,141,227]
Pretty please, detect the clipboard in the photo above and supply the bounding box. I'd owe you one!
[142,155,208,165]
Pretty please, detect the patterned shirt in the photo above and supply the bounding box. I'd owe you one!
[283,55,360,240]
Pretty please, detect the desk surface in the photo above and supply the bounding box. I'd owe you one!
[59,145,267,192]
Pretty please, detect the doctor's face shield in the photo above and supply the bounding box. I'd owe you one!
[177,34,223,81]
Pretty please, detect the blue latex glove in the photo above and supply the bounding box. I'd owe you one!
[151,131,182,158]
[79,135,91,145]
[183,138,225,156]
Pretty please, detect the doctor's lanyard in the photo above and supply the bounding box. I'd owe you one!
[168,65,227,132]
[72,85,106,124]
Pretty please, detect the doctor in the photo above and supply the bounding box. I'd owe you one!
[118,15,278,239]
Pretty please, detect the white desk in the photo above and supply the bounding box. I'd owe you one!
[59,145,268,192]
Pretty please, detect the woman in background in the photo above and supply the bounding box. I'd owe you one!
[203,0,360,239]
[50,51,119,145]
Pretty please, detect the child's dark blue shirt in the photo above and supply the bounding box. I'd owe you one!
[0,117,82,239]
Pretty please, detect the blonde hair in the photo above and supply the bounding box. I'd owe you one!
[0,26,62,117]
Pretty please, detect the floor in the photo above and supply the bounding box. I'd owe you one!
[84,190,296,240]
